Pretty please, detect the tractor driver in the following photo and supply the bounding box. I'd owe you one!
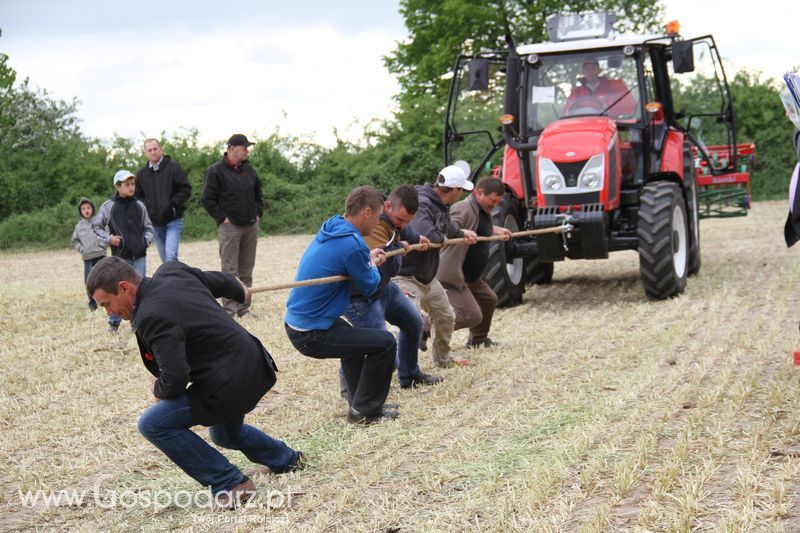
[564,59,637,118]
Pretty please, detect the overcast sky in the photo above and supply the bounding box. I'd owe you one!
[1,0,795,148]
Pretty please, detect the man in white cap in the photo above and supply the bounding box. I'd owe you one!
[393,165,478,368]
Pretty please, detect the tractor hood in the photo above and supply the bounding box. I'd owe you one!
[537,117,617,162]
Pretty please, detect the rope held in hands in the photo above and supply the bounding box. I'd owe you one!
[249,225,572,294]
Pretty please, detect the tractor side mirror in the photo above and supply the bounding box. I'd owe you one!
[468,58,490,91]
[672,41,695,73]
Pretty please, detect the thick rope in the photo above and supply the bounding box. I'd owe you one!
[249,225,571,294]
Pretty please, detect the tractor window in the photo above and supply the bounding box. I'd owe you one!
[642,54,657,104]
[445,56,508,176]
[667,37,734,164]
[524,50,642,133]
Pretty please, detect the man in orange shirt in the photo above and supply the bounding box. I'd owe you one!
[564,60,636,117]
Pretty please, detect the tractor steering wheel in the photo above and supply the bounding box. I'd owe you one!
[565,96,606,116]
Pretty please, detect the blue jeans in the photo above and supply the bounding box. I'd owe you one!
[137,392,299,494]
[153,217,184,262]
[344,282,424,385]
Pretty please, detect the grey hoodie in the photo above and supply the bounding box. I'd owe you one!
[398,184,464,284]
[71,198,107,260]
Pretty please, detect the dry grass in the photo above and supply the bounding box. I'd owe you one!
[2,200,800,531]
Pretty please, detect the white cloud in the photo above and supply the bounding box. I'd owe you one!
[6,23,401,147]
[662,0,796,79]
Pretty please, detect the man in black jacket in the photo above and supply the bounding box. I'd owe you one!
[393,165,477,368]
[135,138,192,263]
[201,134,264,318]
[86,257,304,508]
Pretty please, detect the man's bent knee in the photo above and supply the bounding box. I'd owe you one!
[208,425,233,448]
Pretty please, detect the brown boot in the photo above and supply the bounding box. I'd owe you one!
[215,478,256,509]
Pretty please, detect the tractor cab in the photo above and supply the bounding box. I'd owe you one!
[444,13,753,305]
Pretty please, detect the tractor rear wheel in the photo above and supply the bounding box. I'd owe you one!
[637,182,689,299]
[486,193,526,307]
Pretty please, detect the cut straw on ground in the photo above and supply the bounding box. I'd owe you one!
[2,201,800,531]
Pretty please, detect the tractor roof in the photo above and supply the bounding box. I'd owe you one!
[517,34,671,56]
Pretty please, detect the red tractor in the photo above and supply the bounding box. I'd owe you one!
[444,13,753,306]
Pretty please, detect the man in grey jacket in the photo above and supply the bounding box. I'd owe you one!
[436,177,511,348]
[394,165,477,368]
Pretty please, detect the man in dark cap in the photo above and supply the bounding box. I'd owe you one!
[202,134,264,318]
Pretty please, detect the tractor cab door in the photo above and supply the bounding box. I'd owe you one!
[665,35,739,174]
[444,53,508,180]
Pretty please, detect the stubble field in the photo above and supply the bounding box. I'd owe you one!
[2,200,800,531]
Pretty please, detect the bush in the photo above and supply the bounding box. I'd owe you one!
[0,200,83,250]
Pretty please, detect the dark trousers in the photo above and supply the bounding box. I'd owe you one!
[83,256,104,307]
[218,222,258,314]
[439,279,498,343]
[285,319,396,416]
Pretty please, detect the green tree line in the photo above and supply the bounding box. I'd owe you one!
[0,1,795,250]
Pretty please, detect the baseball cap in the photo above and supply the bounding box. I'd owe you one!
[437,165,474,191]
[227,134,255,147]
[113,170,135,185]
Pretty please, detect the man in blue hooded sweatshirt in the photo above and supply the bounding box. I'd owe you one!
[285,186,397,425]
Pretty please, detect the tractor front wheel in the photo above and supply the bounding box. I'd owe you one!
[637,182,689,299]
[526,260,554,285]
[486,193,526,307]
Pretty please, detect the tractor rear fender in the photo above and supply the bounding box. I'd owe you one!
[501,145,526,201]
[658,130,686,179]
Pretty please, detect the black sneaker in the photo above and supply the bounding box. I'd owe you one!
[237,309,255,318]
[466,338,499,349]
[347,407,399,425]
[400,372,444,389]
[223,308,236,318]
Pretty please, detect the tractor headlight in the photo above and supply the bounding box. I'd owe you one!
[544,175,562,190]
[581,172,599,189]
[578,154,604,191]
[538,157,564,192]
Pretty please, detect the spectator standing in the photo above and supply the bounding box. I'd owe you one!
[135,138,192,262]
[92,170,154,332]
[70,197,107,311]
[201,134,264,318]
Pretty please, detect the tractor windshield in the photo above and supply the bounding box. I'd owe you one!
[523,50,642,133]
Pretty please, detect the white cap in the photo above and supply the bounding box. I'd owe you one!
[437,165,474,191]
[453,160,471,179]
[113,170,135,185]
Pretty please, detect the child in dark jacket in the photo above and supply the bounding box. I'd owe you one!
[71,197,107,311]
[92,170,154,332]
[93,170,154,275]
